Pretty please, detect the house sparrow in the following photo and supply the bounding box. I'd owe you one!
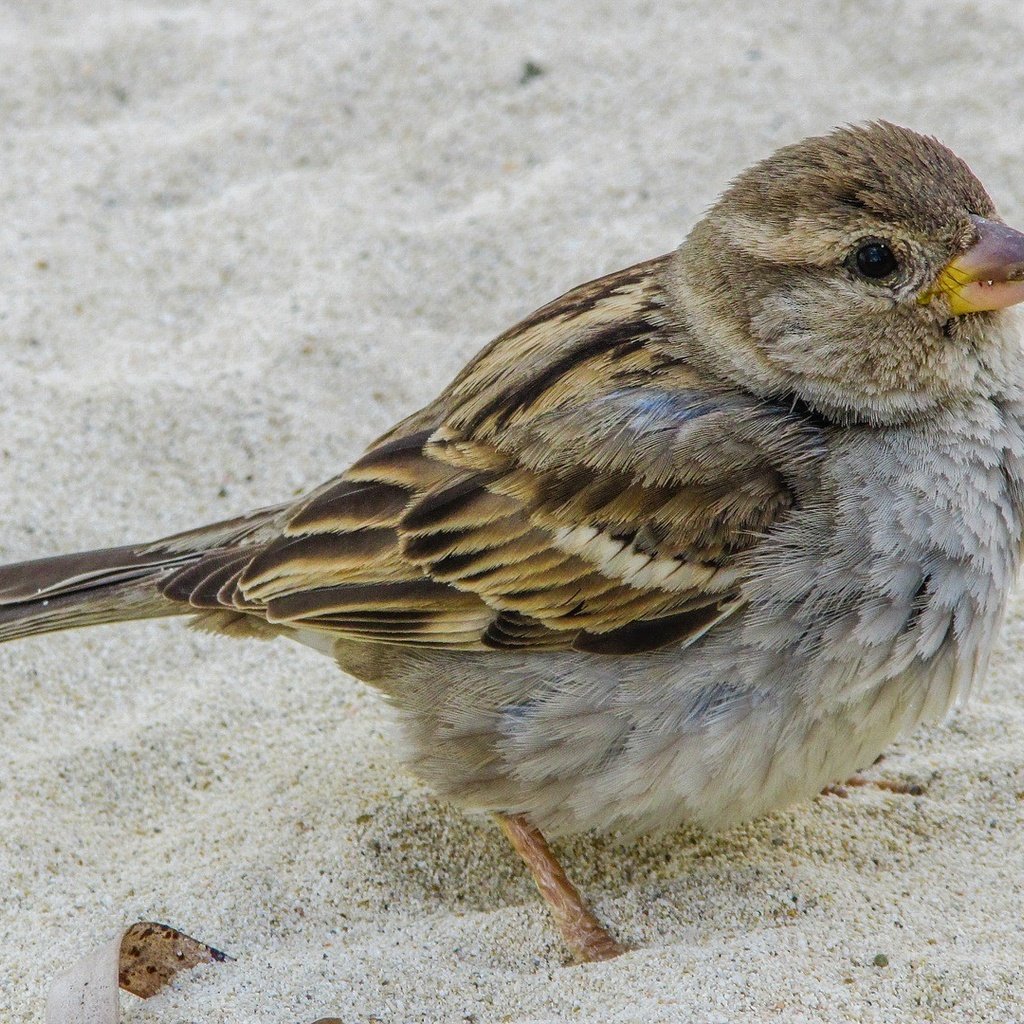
[4,121,1024,963]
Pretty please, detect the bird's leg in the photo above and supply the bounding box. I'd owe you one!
[495,812,626,963]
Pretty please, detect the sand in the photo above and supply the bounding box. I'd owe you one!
[4,1,1024,1021]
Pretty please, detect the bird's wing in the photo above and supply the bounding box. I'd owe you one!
[160,256,826,654]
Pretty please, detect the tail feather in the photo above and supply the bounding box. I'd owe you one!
[0,544,199,603]
[0,504,293,643]
[0,544,202,642]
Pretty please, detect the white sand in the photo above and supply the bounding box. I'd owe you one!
[4,2,1024,1020]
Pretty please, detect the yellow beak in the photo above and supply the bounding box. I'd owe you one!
[921,215,1024,315]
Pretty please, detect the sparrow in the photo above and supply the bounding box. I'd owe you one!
[4,121,1024,963]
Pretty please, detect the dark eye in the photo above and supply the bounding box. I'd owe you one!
[854,241,898,280]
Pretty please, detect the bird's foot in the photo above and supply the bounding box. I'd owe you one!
[821,774,924,799]
[496,812,627,963]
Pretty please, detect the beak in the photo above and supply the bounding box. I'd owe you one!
[922,215,1024,315]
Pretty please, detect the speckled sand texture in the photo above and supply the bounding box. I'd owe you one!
[4,2,1024,1021]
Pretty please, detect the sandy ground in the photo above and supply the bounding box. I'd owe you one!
[4,2,1024,1021]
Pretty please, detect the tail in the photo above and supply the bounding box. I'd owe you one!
[0,507,285,643]
[0,544,202,641]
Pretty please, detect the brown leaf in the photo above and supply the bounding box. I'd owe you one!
[117,921,229,999]
[46,921,229,1024]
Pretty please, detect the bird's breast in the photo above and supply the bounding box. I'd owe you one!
[386,399,1024,837]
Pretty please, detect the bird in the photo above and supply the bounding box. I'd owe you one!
[4,121,1024,963]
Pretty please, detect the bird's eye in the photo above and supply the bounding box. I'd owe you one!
[853,241,898,280]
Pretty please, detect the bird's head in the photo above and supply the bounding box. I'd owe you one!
[671,121,1024,425]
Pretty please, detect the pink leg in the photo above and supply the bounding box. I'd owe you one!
[496,812,626,963]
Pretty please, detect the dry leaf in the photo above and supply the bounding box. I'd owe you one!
[46,921,229,1024]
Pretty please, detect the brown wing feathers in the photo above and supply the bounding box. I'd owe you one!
[163,258,804,653]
